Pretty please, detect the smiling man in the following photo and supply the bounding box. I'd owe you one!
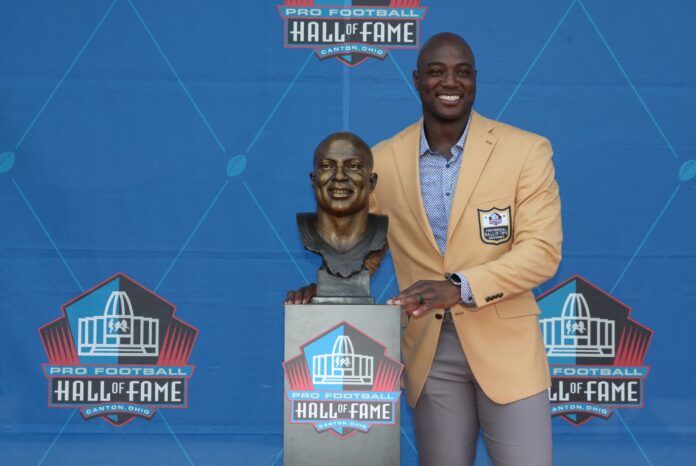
[370,33,562,465]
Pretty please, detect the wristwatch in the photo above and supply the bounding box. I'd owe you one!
[444,272,462,286]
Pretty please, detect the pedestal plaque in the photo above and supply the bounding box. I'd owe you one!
[284,304,402,466]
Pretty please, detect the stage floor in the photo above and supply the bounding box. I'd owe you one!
[2,429,694,465]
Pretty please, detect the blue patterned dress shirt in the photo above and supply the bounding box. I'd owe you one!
[419,114,476,306]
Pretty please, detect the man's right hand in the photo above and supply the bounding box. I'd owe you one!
[284,283,317,304]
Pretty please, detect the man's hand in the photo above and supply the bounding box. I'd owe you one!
[387,280,460,317]
[285,283,317,305]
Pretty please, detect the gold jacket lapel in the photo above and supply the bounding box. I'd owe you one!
[391,120,442,256]
[447,111,498,246]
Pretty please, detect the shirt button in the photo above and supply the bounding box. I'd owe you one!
[445,192,451,196]
[446,163,450,168]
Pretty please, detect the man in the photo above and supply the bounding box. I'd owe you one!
[288,32,561,466]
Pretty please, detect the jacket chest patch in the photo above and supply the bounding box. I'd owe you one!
[477,206,512,245]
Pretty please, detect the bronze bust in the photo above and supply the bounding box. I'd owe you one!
[297,132,388,304]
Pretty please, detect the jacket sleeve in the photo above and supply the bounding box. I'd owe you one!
[463,136,563,307]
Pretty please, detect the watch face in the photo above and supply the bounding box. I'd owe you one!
[447,273,462,286]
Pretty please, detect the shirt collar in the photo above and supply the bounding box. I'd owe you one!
[419,112,473,157]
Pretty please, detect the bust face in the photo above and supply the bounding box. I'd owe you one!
[311,139,376,217]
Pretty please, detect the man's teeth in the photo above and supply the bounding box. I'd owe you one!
[438,95,460,101]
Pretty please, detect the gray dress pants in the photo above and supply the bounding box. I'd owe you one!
[412,319,552,466]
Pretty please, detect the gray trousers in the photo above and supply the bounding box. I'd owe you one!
[413,320,552,466]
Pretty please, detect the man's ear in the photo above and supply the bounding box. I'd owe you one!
[412,70,419,91]
[309,172,316,187]
[369,173,378,192]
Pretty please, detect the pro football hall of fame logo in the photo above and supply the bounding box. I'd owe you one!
[537,275,653,426]
[278,1,427,66]
[39,273,198,426]
[284,322,403,439]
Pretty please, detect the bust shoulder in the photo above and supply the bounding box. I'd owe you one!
[296,213,388,278]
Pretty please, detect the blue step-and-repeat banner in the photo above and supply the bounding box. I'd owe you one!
[1,1,694,464]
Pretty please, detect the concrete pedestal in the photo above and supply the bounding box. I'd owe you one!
[284,304,402,466]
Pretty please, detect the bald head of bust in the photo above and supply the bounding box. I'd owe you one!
[310,132,377,218]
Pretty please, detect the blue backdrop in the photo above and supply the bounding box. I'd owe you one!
[1,0,694,464]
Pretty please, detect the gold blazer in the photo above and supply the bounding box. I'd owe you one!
[370,110,562,406]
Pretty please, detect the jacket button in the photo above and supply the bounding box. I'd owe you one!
[435,313,443,320]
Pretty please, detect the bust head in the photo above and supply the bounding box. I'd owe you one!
[310,132,377,217]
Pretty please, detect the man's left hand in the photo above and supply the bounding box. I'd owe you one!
[387,280,460,317]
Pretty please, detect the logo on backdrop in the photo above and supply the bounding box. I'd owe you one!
[277,1,427,67]
[283,322,403,439]
[537,275,652,426]
[39,273,198,427]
